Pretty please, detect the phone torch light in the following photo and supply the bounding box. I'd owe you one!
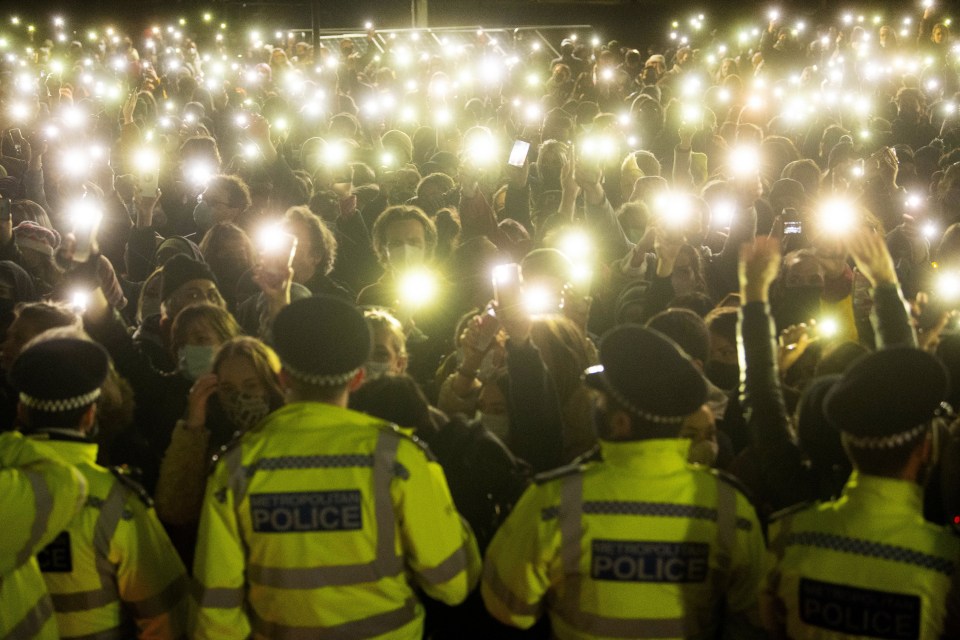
[70,201,103,231]
[492,264,519,287]
[818,317,839,339]
[923,222,939,239]
[243,143,260,160]
[187,162,214,187]
[657,192,694,228]
[819,198,856,235]
[434,108,453,127]
[381,152,395,167]
[600,67,614,82]
[939,272,960,300]
[398,269,437,309]
[713,200,736,228]
[134,149,158,172]
[729,146,760,177]
[324,142,347,166]
[70,290,90,314]
[258,223,290,255]
[559,230,592,262]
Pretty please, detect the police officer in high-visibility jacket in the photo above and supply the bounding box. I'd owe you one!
[1,431,87,639]
[483,325,766,639]
[193,296,481,640]
[10,337,191,639]
[762,347,960,639]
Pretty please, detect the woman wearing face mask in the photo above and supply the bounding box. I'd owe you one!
[170,303,242,382]
[155,336,282,566]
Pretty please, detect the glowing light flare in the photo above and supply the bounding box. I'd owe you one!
[818,198,857,235]
[729,146,760,177]
[655,191,694,229]
[398,269,438,309]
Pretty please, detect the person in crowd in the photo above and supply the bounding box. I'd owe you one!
[12,336,190,638]
[193,296,481,638]
[155,335,283,565]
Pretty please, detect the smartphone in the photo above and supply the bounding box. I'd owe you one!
[782,208,801,234]
[493,263,522,310]
[0,197,10,222]
[139,158,160,195]
[72,215,101,263]
[508,139,531,167]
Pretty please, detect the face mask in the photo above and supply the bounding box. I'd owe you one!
[221,391,270,430]
[178,344,216,381]
[364,360,394,381]
[193,201,214,232]
[479,412,510,441]
[687,439,719,467]
[705,361,740,391]
[387,243,425,270]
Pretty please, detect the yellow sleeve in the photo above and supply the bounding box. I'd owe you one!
[0,432,87,575]
[113,494,191,640]
[192,453,251,640]
[722,495,768,639]
[396,438,481,605]
[759,519,790,637]
[481,483,556,629]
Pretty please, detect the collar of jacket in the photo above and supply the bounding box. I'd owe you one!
[29,433,98,466]
[838,471,923,515]
[598,438,691,472]
[259,402,386,432]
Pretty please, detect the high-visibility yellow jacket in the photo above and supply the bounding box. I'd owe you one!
[0,431,88,640]
[33,436,190,639]
[762,472,960,640]
[193,402,482,640]
[482,438,767,640]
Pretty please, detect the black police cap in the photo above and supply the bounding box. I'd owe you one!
[11,338,109,412]
[273,296,371,386]
[824,347,948,446]
[584,324,707,425]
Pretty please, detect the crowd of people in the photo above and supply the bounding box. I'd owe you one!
[3,1,960,638]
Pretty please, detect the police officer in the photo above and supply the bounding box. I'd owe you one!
[762,347,960,639]
[1,426,87,638]
[193,296,481,639]
[11,337,191,639]
[482,325,766,639]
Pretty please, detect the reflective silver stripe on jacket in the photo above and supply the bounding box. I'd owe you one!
[16,470,54,567]
[6,592,55,640]
[242,431,405,590]
[248,597,418,639]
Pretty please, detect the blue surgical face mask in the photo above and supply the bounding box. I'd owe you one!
[193,201,214,232]
[178,344,216,381]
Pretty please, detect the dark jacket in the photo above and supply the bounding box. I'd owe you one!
[735,281,915,519]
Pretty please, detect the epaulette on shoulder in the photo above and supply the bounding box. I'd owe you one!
[209,430,244,474]
[378,422,437,462]
[769,500,816,523]
[533,462,586,485]
[109,467,152,508]
[708,468,756,501]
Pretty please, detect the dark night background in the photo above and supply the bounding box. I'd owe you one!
[8,1,913,51]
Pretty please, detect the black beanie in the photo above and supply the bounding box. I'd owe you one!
[161,254,217,302]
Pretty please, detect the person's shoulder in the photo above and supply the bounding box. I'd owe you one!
[108,466,153,513]
[532,446,602,486]
[377,422,437,464]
